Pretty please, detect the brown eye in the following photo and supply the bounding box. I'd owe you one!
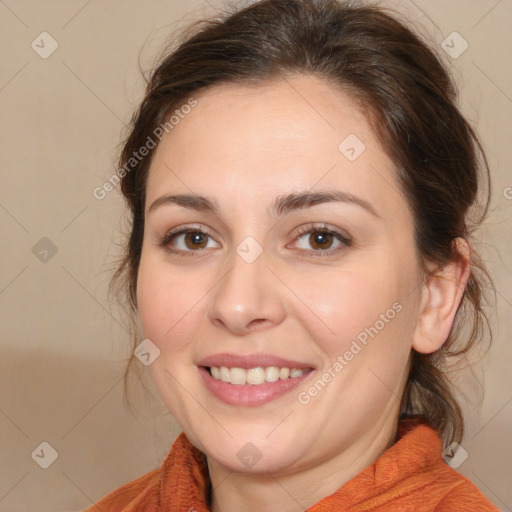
[184,231,208,249]
[161,227,220,254]
[308,231,334,250]
[292,226,350,255]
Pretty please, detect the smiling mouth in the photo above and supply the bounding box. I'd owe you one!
[198,363,315,406]
[206,366,313,385]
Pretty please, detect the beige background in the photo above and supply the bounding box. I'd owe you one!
[0,1,511,511]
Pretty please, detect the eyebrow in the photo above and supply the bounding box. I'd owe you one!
[147,189,380,218]
[272,190,380,218]
[148,193,222,216]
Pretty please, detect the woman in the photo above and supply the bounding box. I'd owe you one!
[86,0,498,510]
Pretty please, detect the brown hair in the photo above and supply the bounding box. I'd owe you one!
[109,0,494,448]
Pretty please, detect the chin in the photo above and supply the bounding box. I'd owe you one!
[197,432,306,475]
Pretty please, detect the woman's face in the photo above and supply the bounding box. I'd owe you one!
[137,75,424,475]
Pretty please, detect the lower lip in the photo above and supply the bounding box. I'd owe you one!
[199,367,314,406]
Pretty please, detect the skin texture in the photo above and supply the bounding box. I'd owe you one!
[136,74,470,512]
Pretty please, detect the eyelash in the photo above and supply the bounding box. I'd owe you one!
[158,223,352,257]
[159,224,215,257]
[293,224,352,256]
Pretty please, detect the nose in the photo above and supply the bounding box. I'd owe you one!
[207,247,286,336]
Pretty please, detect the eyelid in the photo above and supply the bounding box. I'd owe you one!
[159,223,220,255]
[159,222,352,256]
[293,223,351,241]
[163,223,215,239]
[287,223,352,256]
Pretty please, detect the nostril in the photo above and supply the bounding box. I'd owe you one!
[248,318,267,328]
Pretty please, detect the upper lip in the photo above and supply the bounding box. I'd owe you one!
[197,353,315,370]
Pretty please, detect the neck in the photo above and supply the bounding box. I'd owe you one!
[207,414,399,512]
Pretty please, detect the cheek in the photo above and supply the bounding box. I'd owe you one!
[136,253,210,348]
[290,264,402,351]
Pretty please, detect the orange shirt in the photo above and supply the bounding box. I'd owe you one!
[84,416,499,511]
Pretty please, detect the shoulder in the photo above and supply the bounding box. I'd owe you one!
[431,463,499,511]
[81,466,162,512]
[397,421,499,511]
[329,419,501,511]
[81,431,208,512]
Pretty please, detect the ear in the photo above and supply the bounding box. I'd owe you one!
[412,238,471,354]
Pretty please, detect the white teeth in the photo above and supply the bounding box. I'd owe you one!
[220,366,231,382]
[208,366,308,385]
[230,367,247,385]
[246,367,266,385]
[265,366,280,383]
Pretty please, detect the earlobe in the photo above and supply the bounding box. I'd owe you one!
[412,238,471,354]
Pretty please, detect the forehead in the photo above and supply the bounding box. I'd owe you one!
[146,74,408,220]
